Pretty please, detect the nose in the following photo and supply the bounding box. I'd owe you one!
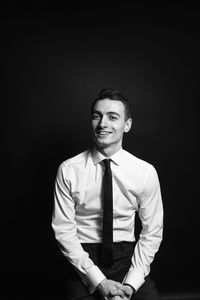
[99,116,108,128]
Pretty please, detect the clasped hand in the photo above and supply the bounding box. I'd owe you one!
[97,279,133,300]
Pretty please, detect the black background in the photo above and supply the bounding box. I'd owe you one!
[1,3,199,299]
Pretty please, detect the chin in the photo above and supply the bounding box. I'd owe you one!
[95,139,109,148]
[96,141,108,147]
[95,137,107,144]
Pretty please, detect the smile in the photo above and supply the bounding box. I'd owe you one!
[96,131,111,136]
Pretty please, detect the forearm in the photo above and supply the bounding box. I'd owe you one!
[52,219,106,292]
[52,164,106,292]
[123,166,164,291]
[123,216,163,291]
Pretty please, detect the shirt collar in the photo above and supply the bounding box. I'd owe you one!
[92,147,123,166]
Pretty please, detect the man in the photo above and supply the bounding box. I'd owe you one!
[52,89,163,300]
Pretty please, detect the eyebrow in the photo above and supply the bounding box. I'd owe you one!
[92,111,120,117]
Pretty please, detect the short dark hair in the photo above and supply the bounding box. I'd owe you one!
[91,88,132,120]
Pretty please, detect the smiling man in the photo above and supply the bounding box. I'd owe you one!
[91,98,132,157]
[52,89,163,300]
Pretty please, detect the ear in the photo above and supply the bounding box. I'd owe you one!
[124,118,132,133]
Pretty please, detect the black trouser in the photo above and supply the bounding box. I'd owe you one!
[65,242,160,300]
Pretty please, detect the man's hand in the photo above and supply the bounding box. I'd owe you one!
[121,284,134,300]
[108,297,122,300]
[97,279,128,299]
[108,284,134,300]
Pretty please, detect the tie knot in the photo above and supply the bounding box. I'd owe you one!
[103,159,111,169]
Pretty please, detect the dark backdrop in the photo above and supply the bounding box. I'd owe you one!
[1,3,199,299]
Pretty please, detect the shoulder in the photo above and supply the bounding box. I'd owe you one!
[122,150,160,197]
[122,149,159,183]
[57,149,92,175]
[122,149,155,171]
[62,149,91,167]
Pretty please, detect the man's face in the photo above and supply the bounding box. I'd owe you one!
[91,99,132,154]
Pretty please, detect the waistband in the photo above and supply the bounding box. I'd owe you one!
[82,241,134,246]
[81,241,136,251]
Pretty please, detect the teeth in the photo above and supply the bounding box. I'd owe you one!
[97,132,110,135]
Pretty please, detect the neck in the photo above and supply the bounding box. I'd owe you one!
[95,144,122,157]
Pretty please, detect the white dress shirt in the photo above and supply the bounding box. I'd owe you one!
[52,148,163,293]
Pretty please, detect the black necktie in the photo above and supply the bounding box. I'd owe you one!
[101,159,113,267]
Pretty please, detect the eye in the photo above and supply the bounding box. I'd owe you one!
[109,115,118,120]
[91,114,100,120]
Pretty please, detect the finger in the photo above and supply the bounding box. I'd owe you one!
[108,289,120,297]
[124,287,132,295]
[124,285,134,296]
[115,283,126,291]
[116,289,125,296]
[109,288,125,297]
[120,283,129,291]
[111,296,121,300]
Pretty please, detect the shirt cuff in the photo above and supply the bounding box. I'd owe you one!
[81,265,106,294]
[122,269,145,292]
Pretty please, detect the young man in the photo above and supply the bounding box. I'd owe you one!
[52,89,163,300]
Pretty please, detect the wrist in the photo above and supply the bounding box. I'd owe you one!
[123,283,136,294]
[97,279,108,296]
